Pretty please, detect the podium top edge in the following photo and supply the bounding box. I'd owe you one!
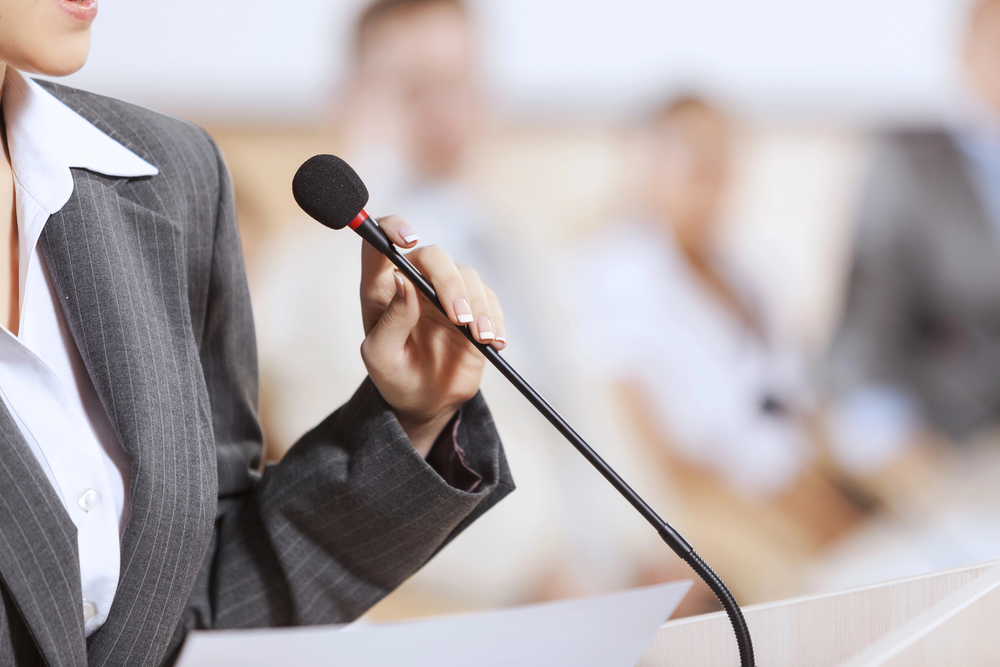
[659,558,1000,630]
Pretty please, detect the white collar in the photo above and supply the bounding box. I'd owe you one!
[2,68,159,312]
[2,68,158,217]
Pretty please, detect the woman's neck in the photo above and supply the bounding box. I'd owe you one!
[0,61,18,336]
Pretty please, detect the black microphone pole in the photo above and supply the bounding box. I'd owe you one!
[352,213,756,667]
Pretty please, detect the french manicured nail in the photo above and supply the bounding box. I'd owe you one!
[477,315,495,340]
[454,298,474,323]
[399,225,419,245]
[393,270,405,298]
[495,332,506,344]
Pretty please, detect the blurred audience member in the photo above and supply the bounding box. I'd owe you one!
[562,97,868,601]
[337,0,552,380]
[343,0,494,275]
[338,0,482,194]
[258,0,510,457]
[566,97,813,497]
[253,0,648,613]
[827,0,1000,477]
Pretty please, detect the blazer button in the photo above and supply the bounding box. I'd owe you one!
[77,489,99,512]
[83,601,97,623]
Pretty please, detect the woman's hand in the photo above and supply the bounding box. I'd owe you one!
[359,215,506,456]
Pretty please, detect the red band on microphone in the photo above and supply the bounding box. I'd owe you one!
[349,209,369,231]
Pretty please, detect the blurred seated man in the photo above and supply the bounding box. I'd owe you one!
[563,97,863,602]
[827,0,1000,482]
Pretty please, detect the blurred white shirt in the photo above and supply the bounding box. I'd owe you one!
[562,219,810,496]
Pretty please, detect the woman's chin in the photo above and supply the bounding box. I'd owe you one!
[43,59,88,77]
[18,46,90,77]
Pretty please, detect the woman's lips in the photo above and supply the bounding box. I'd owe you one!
[53,0,98,22]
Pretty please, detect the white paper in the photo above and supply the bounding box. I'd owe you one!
[177,580,691,667]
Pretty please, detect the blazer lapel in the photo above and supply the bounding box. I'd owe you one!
[40,169,217,665]
[0,400,87,666]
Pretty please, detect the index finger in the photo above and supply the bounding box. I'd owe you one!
[377,214,420,249]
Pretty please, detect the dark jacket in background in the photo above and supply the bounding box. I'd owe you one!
[830,129,1000,439]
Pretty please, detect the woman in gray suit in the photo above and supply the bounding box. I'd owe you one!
[0,2,513,665]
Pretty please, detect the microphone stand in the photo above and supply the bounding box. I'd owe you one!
[358,216,756,667]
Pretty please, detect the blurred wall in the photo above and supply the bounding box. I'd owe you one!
[51,0,969,125]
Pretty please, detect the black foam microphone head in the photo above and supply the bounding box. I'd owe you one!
[292,154,370,230]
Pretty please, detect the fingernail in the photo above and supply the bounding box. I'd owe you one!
[477,315,495,340]
[454,298,474,323]
[399,225,419,245]
[495,332,506,344]
[393,270,405,298]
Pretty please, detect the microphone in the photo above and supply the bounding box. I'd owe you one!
[292,154,756,667]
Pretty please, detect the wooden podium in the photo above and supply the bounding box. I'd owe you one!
[638,559,1000,666]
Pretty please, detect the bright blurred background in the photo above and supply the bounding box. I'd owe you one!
[50,0,1000,620]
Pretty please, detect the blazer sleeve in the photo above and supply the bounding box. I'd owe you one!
[169,138,514,655]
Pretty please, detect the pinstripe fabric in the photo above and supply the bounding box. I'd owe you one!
[0,391,85,666]
[0,81,514,666]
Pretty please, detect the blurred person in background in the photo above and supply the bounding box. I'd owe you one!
[254,0,651,616]
[827,0,1000,491]
[338,0,553,385]
[259,0,547,458]
[341,0,515,299]
[569,96,812,497]
[563,96,864,602]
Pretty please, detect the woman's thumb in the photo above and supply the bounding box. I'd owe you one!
[362,270,420,367]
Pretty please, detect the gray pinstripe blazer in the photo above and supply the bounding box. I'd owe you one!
[0,81,513,667]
